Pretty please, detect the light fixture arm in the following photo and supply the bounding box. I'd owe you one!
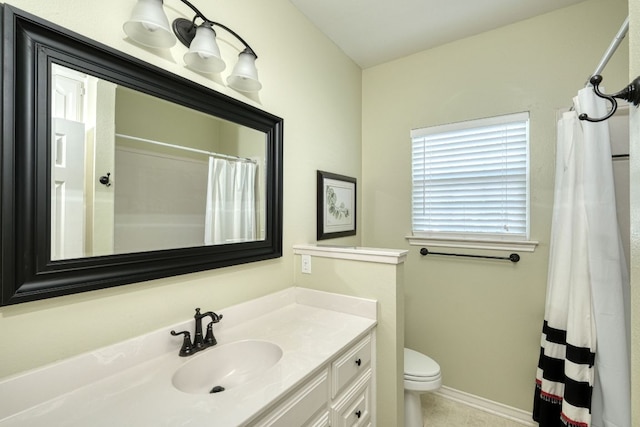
[208,21,257,58]
[178,0,207,21]
[174,0,257,58]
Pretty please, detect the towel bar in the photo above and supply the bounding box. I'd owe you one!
[419,247,520,263]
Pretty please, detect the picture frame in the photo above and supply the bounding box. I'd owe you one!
[317,171,357,240]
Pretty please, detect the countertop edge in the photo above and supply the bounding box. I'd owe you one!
[293,243,408,264]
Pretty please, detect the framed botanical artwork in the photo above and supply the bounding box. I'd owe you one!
[317,171,356,240]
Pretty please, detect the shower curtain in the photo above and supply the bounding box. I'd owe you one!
[204,157,258,245]
[533,87,630,427]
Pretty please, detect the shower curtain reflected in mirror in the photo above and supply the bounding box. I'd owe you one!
[204,157,258,245]
[533,88,630,427]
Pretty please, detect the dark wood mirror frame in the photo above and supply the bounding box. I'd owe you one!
[0,5,283,306]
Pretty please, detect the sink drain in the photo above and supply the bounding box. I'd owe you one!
[210,385,225,394]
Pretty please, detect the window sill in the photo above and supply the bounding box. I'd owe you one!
[405,235,538,252]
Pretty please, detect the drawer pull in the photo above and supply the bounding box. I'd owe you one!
[355,358,362,366]
[355,410,362,419]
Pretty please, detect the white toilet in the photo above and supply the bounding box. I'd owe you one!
[404,347,442,427]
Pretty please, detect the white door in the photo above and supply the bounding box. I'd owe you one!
[51,65,86,260]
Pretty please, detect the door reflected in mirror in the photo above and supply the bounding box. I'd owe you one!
[51,64,267,260]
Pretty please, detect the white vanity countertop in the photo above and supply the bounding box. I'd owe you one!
[0,287,377,426]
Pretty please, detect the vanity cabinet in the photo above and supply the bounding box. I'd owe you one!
[251,332,375,427]
[0,288,377,427]
[251,370,330,427]
[331,369,372,427]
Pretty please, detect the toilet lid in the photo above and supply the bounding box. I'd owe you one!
[404,348,441,379]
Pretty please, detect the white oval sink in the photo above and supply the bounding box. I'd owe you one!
[172,340,283,394]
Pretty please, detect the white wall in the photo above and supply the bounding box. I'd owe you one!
[113,148,208,252]
[0,0,362,378]
[609,109,631,271]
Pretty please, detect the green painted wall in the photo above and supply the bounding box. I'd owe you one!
[0,0,362,379]
[361,0,629,411]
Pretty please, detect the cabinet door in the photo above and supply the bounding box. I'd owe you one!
[331,369,372,427]
[307,410,330,427]
[251,370,329,427]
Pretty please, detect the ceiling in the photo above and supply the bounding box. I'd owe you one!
[289,0,587,69]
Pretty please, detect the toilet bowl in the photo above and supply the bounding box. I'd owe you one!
[404,348,441,427]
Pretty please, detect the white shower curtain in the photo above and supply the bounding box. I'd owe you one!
[204,157,257,245]
[533,88,630,427]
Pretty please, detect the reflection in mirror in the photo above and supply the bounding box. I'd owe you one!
[2,4,282,306]
[50,64,267,260]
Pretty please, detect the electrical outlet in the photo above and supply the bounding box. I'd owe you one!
[301,254,312,274]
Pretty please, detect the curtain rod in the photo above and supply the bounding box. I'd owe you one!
[115,133,256,164]
[587,16,629,85]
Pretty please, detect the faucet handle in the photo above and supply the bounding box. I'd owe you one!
[203,312,222,345]
[204,322,218,346]
[170,330,194,357]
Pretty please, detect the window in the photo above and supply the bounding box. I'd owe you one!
[410,112,530,245]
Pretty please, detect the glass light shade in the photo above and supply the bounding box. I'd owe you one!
[227,50,262,92]
[183,25,226,73]
[123,0,176,49]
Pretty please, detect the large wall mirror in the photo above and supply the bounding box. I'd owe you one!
[1,5,283,305]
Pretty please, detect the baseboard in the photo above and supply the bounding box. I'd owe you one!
[435,386,536,426]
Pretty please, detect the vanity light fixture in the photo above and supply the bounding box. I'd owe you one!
[123,0,262,92]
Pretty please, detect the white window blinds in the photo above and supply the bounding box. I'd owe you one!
[411,112,529,239]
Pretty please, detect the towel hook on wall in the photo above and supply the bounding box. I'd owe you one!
[99,172,112,187]
[579,74,640,122]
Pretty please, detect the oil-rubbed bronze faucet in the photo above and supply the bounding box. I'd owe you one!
[170,308,223,357]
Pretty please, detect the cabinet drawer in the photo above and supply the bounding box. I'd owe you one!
[331,369,372,427]
[331,335,372,398]
[251,370,329,427]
